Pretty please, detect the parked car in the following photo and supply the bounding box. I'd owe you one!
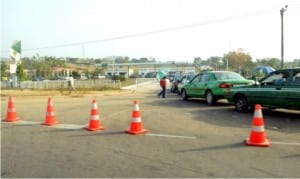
[32,76,45,81]
[181,71,254,105]
[224,68,300,112]
[177,74,195,95]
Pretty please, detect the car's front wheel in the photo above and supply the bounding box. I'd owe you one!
[182,89,188,101]
[234,94,249,112]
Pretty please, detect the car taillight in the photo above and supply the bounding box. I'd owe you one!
[219,83,232,88]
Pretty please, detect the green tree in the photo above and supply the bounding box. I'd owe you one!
[207,56,223,70]
[16,62,26,81]
[1,61,8,79]
[193,57,202,66]
[256,58,280,69]
[223,51,253,73]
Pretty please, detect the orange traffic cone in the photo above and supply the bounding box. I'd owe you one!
[41,97,59,126]
[125,100,148,135]
[3,96,20,122]
[245,104,270,147]
[85,99,105,131]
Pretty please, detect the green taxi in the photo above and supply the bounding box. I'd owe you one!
[181,71,254,105]
[225,68,300,112]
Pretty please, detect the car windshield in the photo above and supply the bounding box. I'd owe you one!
[214,72,245,80]
[186,75,194,81]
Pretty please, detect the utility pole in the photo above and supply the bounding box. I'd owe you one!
[280,5,288,69]
[82,44,85,59]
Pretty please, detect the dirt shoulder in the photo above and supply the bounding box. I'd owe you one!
[0,89,133,97]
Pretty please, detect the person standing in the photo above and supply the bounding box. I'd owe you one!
[68,76,75,93]
[158,76,167,98]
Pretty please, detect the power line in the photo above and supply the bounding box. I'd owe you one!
[1,6,281,53]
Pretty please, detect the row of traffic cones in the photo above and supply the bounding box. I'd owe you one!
[3,96,148,135]
[2,96,271,145]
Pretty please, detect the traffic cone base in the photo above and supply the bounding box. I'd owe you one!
[41,120,59,126]
[245,138,270,147]
[3,117,20,122]
[125,129,148,135]
[85,120,105,131]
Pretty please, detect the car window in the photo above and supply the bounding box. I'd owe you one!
[261,72,289,84]
[292,71,300,85]
[214,72,245,80]
[191,74,202,84]
[200,74,210,82]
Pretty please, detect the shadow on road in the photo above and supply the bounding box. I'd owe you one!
[176,142,245,153]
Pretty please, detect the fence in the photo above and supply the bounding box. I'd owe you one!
[1,78,157,90]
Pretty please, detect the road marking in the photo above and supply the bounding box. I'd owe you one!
[146,133,196,139]
[53,124,86,130]
[271,141,300,146]
[2,120,40,125]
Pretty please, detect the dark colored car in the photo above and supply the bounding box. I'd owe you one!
[181,71,254,105]
[170,74,182,93]
[225,68,300,112]
[32,77,44,81]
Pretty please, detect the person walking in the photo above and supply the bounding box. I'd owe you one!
[158,76,167,98]
[68,76,75,93]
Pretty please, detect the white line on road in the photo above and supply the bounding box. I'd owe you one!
[271,141,300,146]
[53,124,86,130]
[146,133,197,139]
[3,120,40,125]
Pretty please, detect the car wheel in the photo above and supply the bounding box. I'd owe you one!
[182,89,188,101]
[234,94,249,112]
[205,91,215,105]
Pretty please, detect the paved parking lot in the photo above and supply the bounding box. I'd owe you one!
[1,82,300,178]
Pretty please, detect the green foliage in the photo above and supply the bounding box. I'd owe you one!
[111,75,126,82]
[256,58,280,69]
[16,62,26,81]
[223,51,253,72]
[71,71,80,78]
[1,61,8,79]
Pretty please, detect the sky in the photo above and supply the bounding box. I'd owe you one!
[1,0,300,62]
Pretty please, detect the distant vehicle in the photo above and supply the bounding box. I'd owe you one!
[170,75,182,93]
[250,66,275,80]
[144,72,157,78]
[50,76,68,80]
[181,71,254,105]
[32,77,44,81]
[225,68,300,112]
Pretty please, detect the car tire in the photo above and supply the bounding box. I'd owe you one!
[182,89,188,101]
[205,91,215,105]
[234,94,249,112]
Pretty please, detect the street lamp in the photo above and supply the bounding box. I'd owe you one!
[280,5,288,69]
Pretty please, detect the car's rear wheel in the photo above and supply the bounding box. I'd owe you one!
[234,94,249,112]
[182,89,188,101]
[205,91,215,105]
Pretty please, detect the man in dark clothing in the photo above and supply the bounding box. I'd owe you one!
[158,76,167,98]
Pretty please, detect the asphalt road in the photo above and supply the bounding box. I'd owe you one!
[1,82,300,178]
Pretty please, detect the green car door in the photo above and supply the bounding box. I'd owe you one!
[185,74,203,97]
[247,71,289,106]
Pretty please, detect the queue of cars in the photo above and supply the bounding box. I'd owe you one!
[176,68,300,112]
